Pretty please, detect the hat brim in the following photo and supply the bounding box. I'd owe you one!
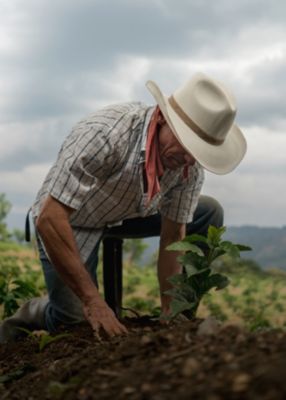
[146,80,247,175]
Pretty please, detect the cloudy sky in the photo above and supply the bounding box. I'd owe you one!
[1,0,285,230]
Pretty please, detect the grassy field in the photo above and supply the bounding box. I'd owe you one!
[1,242,286,331]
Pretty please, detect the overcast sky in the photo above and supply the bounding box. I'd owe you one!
[1,0,285,230]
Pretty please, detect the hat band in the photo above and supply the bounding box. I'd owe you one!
[169,95,224,146]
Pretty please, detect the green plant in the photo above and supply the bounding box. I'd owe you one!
[0,193,11,242]
[0,256,42,318]
[18,327,71,352]
[165,225,251,320]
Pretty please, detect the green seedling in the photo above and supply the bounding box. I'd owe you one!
[165,225,251,320]
[18,327,71,352]
[0,257,42,318]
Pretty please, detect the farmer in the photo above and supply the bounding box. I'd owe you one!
[0,73,246,342]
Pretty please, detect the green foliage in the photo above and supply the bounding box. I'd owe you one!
[125,297,157,312]
[121,260,160,314]
[10,228,26,244]
[0,193,11,242]
[166,225,251,320]
[18,327,71,352]
[0,254,45,319]
[123,239,148,265]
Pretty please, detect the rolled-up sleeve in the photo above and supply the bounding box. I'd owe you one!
[159,164,204,224]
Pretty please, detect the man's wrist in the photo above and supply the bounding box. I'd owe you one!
[82,287,102,305]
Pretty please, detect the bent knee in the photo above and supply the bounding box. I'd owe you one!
[199,195,224,227]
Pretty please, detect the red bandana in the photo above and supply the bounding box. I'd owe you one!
[145,107,164,203]
[145,107,190,203]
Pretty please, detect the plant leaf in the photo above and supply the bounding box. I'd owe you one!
[207,225,226,248]
[167,273,186,286]
[39,333,71,352]
[201,273,230,294]
[220,241,241,258]
[178,252,209,271]
[235,244,252,251]
[184,234,208,244]
[169,299,195,318]
[167,241,203,255]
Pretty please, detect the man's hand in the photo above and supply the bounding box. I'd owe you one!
[83,297,128,338]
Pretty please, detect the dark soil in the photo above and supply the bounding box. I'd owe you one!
[0,316,286,400]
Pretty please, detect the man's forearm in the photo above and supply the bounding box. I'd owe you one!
[36,195,127,337]
[157,217,186,313]
[36,198,100,304]
[157,243,182,311]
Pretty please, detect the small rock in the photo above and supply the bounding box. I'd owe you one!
[140,335,153,345]
[77,387,92,400]
[221,352,235,363]
[123,386,136,394]
[166,333,174,341]
[181,357,200,377]
[197,316,221,336]
[141,383,152,392]
[232,373,251,392]
[99,383,109,390]
[184,332,192,343]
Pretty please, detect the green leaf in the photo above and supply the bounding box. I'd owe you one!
[169,299,195,317]
[235,244,252,252]
[185,265,210,278]
[207,225,226,247]
[39,333,71,352]
[183,264,199,276]
[220,241,241,258]
[185,269,213,297]
[164,288,187,302]
[167,273,187,286]
[187,267,211,280]
[208,247,227,263]
[178,252,209,270]
[165,280,197,303]
[167,241,203,255]
[16,327,34,337]
[202,273,230,293]
[184,234,208,244]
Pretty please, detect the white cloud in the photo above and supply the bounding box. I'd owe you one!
[0,163,50,195]
[204,126,286,227]
[0,0,286,229]
[204,170,285,227]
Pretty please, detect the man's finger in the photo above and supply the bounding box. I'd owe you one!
[93,329,103,342]
[103,318,128,337]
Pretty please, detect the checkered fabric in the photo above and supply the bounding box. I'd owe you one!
[32,102,204,262]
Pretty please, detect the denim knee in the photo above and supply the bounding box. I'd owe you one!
[187,195,224,237]
[202,195,224,228]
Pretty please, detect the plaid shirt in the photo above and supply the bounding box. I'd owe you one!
[32,102,204,262]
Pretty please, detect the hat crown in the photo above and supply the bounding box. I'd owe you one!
[172,73,237,141]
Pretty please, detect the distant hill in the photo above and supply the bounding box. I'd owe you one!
[141,226,286,271]
[224,226,286,270]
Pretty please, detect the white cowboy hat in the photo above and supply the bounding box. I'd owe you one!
[146,72,247,175]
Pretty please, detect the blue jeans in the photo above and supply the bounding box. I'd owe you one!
[38,195,223,332]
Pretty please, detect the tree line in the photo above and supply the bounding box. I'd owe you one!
[0,193,26,244]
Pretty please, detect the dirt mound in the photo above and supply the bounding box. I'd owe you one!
[1,317,286,400]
